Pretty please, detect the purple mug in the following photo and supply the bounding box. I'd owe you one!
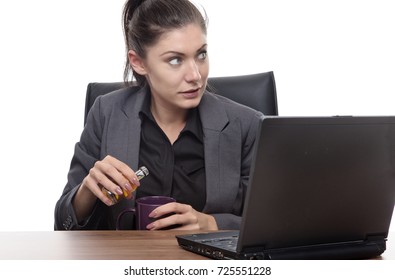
[116,196,176,230]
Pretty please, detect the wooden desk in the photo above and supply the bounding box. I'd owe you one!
[0,231,393,260]
[0,230,207,260]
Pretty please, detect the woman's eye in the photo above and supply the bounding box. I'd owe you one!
[197,51,207,60]
[169,57,182,65]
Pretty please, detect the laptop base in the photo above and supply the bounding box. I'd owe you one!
[176,231,386,260]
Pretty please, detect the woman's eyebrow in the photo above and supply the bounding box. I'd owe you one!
[160,43,208,57]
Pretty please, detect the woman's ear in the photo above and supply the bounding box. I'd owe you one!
[128,50,147,75]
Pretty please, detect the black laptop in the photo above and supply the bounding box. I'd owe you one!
[176,116,395,259]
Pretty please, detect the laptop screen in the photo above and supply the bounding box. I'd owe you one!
[238,116,395,252]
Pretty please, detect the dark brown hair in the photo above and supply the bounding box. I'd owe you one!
[122,0,207,86]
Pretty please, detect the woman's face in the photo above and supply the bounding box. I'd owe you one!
[131,23,209,112]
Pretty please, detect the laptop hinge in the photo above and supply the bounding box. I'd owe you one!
[240,247,268,260]
[366,233,387,242]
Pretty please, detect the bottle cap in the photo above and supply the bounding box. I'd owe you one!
[139,166,149,176]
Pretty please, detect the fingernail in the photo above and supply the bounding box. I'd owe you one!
[149,210,157,218]
[131,177,140,187]
[146,223,155,230]
[116,187,123,195]
[105,199,113,207]
[124,182,132,191]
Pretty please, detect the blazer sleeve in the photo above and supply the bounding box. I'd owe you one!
[54,97,112,230]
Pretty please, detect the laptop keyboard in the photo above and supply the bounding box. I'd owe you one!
[200,235,239,251]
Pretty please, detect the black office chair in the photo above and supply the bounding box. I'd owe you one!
[84,71,278,124]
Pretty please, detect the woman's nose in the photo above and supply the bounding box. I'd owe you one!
[185,61,201,83]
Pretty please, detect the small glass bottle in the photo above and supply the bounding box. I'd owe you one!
[101,166,149,205]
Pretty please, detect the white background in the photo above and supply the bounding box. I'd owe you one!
[0,0,394,231]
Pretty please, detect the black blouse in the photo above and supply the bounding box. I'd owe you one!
[136,94,206,212]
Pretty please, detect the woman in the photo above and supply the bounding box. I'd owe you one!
[54,0,263,230]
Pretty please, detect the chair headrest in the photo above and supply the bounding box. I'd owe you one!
[84,71,278,124]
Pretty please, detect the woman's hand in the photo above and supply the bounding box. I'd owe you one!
[146,202,218,231]
[73,155,140,222]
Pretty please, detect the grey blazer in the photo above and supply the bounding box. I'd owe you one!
[54,86,263,230]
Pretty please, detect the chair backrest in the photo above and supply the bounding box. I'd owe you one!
[84,71,278,124]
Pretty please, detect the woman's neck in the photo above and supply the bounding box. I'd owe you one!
[150,102,188,144]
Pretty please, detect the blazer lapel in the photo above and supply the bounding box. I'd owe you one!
[105,86,148,170]
[199,92,230,212]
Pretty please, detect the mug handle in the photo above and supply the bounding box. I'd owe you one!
[116,208,136,230]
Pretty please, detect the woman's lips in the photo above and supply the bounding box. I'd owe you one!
[180,88,200,98]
